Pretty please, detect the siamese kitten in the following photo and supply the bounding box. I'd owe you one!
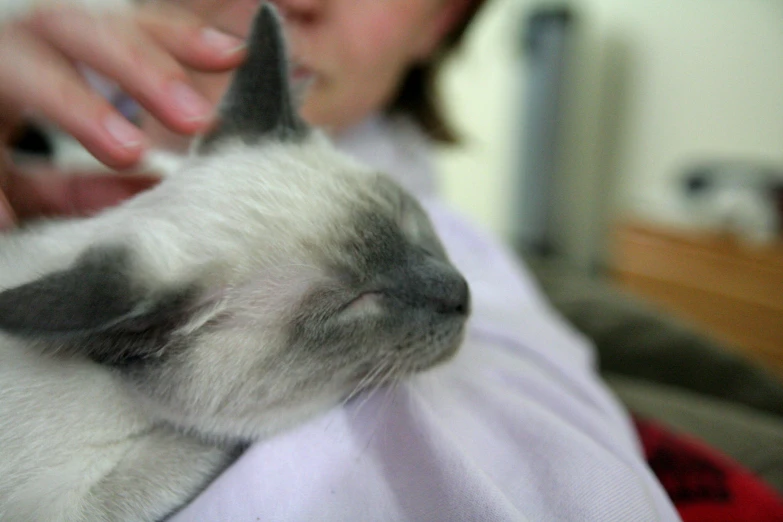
[0,5,470,521]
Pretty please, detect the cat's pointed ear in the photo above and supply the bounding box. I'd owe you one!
[0,247,197,366]
[197,3,308,152]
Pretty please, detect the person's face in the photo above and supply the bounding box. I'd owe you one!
[171,0,468,134]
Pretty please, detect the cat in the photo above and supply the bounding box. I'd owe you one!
[0,5,470,521]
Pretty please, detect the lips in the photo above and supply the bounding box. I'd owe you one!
[290,64,314,83]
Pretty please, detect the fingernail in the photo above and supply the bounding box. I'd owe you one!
[201,27,246,55]
[168,81,213,122]
[103,114,144,149]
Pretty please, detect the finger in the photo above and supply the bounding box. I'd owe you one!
[137,3,247,71]
[0,27,146,169]
[0,190,18,230]
[5,168,160,220]
[25,7,217,135]
[0,151,19,229]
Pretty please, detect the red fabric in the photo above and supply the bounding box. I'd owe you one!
[632,416,783,522]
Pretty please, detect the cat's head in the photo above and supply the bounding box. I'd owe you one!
[0,4,469,441]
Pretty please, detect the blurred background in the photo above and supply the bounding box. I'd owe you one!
[435,0,782,265]
[433,0,783,374]
[434,0,783,497]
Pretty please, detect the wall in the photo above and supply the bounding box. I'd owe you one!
[434,0,530,241]
[597,0,783,232]
[435,0,783,271]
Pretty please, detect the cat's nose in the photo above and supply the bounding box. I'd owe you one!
[431,275,470,316]
[413,262,470,317]
[382,257,471,317]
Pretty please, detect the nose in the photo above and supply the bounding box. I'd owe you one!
[268,0,323,24]
[432,274,470,316]
[386,259,471,317]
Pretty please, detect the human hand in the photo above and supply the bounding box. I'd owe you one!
[140,0,262,152]
[0,1,247,228]
[0,154,160,230]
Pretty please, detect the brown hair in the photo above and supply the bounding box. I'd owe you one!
[386,0,487,144]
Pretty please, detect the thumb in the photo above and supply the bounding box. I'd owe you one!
[5,167,160,223]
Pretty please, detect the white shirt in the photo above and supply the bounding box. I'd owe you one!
[170,116,681,522]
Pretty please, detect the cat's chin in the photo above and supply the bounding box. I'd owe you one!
[411,333,466,373]
[345,330,466,395]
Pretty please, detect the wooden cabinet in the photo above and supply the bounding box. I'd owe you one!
[610,222,783,375]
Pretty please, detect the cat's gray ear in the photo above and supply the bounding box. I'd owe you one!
[198,3,308,151]
[0,247,197,366]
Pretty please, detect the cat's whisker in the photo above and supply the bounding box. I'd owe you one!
[328,356,392,432]
[362,366,403,452]
[355,357,390,393]
[349,355,398,423]
[341,354,392,408]
[349,384,381,424]
[338,357,391,432]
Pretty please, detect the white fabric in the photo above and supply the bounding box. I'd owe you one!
[170,116,681,522]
